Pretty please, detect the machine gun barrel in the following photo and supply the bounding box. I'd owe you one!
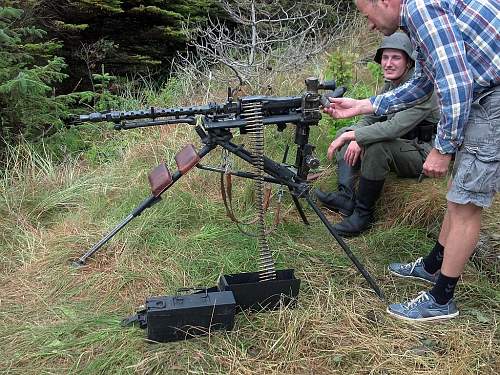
[74,103,230,124]
[114,118,197,130]
[71,95,310,126]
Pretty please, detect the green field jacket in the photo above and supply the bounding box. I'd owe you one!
[344,68,440,146]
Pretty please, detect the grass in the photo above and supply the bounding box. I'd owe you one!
[1,63,499,375]
[1,126,498,374]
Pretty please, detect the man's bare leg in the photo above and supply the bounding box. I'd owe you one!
[440,201,482,277]
[415,200,451,276]
[437,208,450,248]
[436,178,455,249]
[387,197,482,320]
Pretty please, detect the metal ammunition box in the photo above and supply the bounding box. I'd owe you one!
[218,269,300,311]
[145,289,236,342]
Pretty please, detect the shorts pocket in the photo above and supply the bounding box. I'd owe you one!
[459,144,500,193]
[464,143,500,162]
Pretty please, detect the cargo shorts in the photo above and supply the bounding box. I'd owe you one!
[447,86,500,208]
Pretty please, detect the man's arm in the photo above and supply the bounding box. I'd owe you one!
[354,113,385,128]
[324,81,392,120]
[370,60,434,116]
[327,130,356,161]
[327,113,384,165]
[327,94,438,163]
[404,0,474,155]
[325,62,433,119]
[351,81,393,128]
[324,97,374,118]
[356,92,438,145]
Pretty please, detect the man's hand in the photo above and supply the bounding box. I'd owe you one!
[323,98,374,119]
[327,131,356,160]
[423,148,452,178]
[344,140,363,167]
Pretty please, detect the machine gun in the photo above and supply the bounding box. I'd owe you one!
[70,77,384,301]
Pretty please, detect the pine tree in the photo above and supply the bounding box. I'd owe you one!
[30,0,221,90]
[0,5,86,152]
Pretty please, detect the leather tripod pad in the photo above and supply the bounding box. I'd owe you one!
[148,163,173,196]
[175,144,200,174]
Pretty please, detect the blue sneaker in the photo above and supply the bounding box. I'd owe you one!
[387,291,459,322]
[388,257,439,284]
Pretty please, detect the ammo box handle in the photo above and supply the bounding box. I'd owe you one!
[175,287,209,300]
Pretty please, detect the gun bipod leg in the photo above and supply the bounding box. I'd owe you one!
[72,143,216,267]
[71,196,159,267]
[289,193,309,225]
[304,194,385,301]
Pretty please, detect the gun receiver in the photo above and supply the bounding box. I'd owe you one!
[70,78,384,300]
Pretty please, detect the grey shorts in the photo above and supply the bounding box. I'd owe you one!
[447,86,500,208]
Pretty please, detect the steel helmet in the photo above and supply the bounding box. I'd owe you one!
[374,32,414,64]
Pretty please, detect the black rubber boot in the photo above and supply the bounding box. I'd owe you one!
[315,159,356,216]
[333,177,385,237]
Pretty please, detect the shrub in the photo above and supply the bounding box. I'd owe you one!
[324,48,358,88]
[0,6,90,157]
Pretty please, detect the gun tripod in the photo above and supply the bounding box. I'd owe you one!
[72,112,385,301]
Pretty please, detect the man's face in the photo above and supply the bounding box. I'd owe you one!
[380,49,409,82]
[355,0,401,36]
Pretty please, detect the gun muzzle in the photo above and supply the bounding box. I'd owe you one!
[65,114,81,125]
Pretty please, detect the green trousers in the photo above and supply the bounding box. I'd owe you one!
[336,139,431,181]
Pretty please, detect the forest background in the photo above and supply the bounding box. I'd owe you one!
[0,0,351,157]
[0,0,498,374]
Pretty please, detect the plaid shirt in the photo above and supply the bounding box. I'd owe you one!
[370,0,500,154]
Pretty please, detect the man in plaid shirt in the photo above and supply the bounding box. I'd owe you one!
[324,0,499,321]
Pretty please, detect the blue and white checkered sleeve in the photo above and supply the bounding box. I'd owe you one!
[407,0,474,154]
[370,59,433,116]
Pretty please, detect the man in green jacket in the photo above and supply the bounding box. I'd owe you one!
[316,32,439,237]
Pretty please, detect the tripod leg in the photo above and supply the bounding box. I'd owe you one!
[305,195,385,301]
[291,195,309,225]
[216,138,384,297]
[73,143,216,267]
[72,196,159,267]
